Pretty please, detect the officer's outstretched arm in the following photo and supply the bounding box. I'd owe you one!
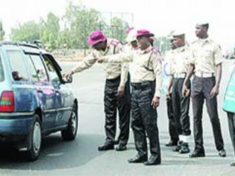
[64,54,96,80]
[98,52,133,63]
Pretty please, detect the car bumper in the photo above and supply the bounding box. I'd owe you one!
[0,112,34,141]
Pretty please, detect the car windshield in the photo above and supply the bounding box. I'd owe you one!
[0,57,4,82]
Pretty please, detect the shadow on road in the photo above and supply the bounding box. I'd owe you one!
[0,133,105,170]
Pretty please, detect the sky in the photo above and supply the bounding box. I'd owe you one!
[0,0,234,50]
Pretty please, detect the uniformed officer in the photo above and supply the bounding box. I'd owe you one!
[98,29,162,166]
[182,22,226,157]
[125,28,138,50]
[164,37,179,147]
[167,31,191,153]
[65,30,131,151]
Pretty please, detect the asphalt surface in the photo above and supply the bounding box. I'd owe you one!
[0,61,235,176]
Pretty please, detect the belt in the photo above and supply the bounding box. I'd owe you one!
[131,81,154,90]
[195,72,214,78]
[106,75,120,82]
[173,73,186,78]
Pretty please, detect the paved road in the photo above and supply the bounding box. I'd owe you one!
[0,61,235,176]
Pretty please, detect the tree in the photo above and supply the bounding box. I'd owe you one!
[0,21,5,41]
[155,36,171,54]
[104,17,129,43]
[41,12,60,50]
[9,2,131,49]
[10,21,41,42]
[63,2,101,49]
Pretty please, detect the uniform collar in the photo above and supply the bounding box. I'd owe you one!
[101,39,111,55]
[175,45,186,52]
[198,37,211,44]
[139,46,153,54]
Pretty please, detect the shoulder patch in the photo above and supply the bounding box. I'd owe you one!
[110,39,120,47]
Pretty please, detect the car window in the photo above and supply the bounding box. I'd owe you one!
[29,55,48,82]
[43,55,60,83]
[7,50,29,81]
[24,54,40,82]
[0,57,4,82]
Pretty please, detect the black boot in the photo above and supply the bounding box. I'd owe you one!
[189,148,205,158]
[98,143,114,151]
[144,155,161,166]
[179,142,190,154]
[128,154,147,163]
[165,140,178,147]
[173,141,182,152]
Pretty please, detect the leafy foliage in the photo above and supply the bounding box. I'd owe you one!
[9,2,129,50]
[0,21,5,41]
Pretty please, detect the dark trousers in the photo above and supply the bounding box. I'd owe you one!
[227,112,235,155]
[166,94,179,142]
[191,76,224,150]
[131,81,161,160]
[172,78,191,136]
[104,75,131,146]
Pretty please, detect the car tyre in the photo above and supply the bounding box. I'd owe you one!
[61,104,78,141]
[26,114,42,161]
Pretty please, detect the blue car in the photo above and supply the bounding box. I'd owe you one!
[0,42,78,161]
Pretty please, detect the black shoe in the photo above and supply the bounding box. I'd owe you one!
[189,149,205,158]
[113,140,119,145]
[115,144,127,151]
[173,141,182,152]
[128,154,148,163]
[218,149,226,157]
[230,162,235,166]
[165,140,178,147]
[179,143,190,154]
[98,144,114,151]
[144,155,161,166]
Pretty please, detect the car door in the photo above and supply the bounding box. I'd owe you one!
[42,54,72,128]
[26,54,57,131]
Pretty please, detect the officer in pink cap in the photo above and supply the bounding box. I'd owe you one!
[65,30,131,152]
[97,29,162,166]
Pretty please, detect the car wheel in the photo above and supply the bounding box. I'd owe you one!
[26,114,42,161]
[61,104,78,141]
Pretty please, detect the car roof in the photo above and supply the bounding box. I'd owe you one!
[0,41,47,54]
[0,42,62,71]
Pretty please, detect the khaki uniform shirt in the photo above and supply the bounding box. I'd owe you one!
[105,46,162,97]
[190,38,223,73]
[169,46,191,75]
[164,49,175,75]
[72,38,128,87]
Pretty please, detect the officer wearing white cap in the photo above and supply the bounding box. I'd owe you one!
[164,36,179,147]
[125,29,138,50]
[182,22,226,158]
[167,31,191,154]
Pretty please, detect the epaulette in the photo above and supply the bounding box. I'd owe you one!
[151,47,160,54]
[110,39,120,47]
[110,39,122,54]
